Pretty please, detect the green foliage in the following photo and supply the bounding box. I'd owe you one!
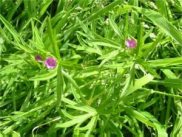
[0,0,182,136]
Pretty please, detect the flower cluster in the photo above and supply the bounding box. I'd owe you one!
[35,55,57,69]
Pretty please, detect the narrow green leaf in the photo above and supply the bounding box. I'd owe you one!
[99,50,119,67]
[85,0,122,22]
[156,0,169,19]
[125,74,154,96]
[151,79,182,90]
[56,64,64,105]
[40,0,53,17]
[135,7,182,45]
[55,113,93,128]
[148,57,182,67]
[108,16,123,39]
[30,69,57,81]
[66,104,97,114]
[47,17,61,60]
[125,108,167,137]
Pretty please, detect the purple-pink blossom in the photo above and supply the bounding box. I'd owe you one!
[44,57,57,69]
[125,38,137,48]
[35,55,43,62]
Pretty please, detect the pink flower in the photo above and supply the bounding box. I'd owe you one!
[125,38,137,48]
[35,55,43,62]
[44,57,57,69]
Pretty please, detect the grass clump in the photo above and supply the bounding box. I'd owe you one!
[0,0,182,136]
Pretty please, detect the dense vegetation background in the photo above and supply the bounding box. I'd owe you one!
[0,0,182,136]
